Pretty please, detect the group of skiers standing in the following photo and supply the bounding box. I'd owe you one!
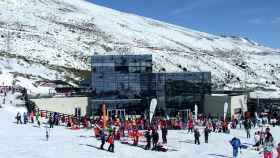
[193,126,211,145]
[144,129,160,150]
[48,112,60,128]
[15,111,41,127]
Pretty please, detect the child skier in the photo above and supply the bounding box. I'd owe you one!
[230,137,241,158]
[263,135,274,158]
[107,134,115,152]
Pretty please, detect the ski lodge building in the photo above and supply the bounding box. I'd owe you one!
[88,54,211,117]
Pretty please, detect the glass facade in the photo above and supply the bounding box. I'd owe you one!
[89,55,211,116]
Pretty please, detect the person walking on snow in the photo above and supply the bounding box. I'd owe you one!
[35,111,41,127]
[230,137,241,158]
[152,129,159,150]
[132,128,139,146]
[188,119,194,133]
[204,126,210,143]
[16,112,22,124]
[161,126,168,144]
[100,129,106,150]
[144,130,151,150]
[107,134,114,152]
[194,128,200,145]
[244,119,252,138]
[49,114,54,128]
[30,111,34,123]
[23,112,28,124]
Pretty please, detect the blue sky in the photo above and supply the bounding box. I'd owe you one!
[89,0,280,48]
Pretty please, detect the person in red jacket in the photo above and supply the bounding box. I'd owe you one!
[107,134,115,152]
[188,119,194,133]
[30,111,34,123]
[133,128,139,146]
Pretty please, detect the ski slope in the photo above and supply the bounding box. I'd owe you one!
[1,108,280,158]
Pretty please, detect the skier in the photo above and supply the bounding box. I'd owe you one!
[194,128,200,145]
[49,114,54,128]
[132,128,139,146]
[35,111,41,127]
[100,129,106,150]
[204,126,210,143]
[152,129,159,150]
[161,126,168,144]
[253,131,261,150]
[230,137,241,158]
[23,112,28,124]
[265,128,272,140]
[30,111,34,123]
[263,135,274,158]
[107,134,114,152]
[16,112,22,124]
[188,119,194,133]
[243,119,252,138]
[144,130,151,150]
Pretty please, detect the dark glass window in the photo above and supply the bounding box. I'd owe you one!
[115,66,129,73]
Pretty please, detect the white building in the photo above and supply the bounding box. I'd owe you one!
[31,97,88,116]
[204,94,247,118]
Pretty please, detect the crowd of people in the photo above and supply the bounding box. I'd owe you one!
[13,108,280,157]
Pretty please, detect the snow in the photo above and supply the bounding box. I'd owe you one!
[1,97,280,158]
[0,90,27,114]
[1,109,280,158]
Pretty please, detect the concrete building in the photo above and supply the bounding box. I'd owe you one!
[204,94,247,118]
[31,97,88,116]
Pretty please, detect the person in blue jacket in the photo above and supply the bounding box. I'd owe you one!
[230,137,242,158]
[100,129,106,150]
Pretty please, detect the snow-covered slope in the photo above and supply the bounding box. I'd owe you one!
[0,0,280,94]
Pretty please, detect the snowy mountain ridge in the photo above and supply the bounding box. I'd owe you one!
[0,0,280,95]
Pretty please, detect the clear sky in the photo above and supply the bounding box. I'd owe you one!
[89,0,280,49]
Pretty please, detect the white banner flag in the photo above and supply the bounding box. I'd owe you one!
[224,102,229,120]
[149,98,157,123]
[194,104,198,120]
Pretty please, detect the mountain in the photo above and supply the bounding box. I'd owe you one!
[0,0,280,95]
